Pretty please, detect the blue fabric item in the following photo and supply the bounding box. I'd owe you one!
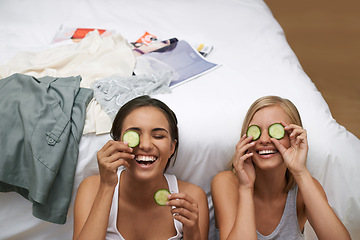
[0,73,93,224]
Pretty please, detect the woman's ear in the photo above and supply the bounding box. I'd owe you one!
[169,139,177,157]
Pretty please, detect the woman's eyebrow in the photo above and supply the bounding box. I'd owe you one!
[152,128,169,134]
[125,127,169,134]
[126,127,141,132]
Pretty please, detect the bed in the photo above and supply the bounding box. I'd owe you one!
[0,0,359,239]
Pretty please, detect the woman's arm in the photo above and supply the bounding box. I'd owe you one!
[168,181,209,240]
[73,176,115,240]
[296,173,351,239]
[73,140,134,240]
[272,124,350,239]
[211,171,257,240]
[212,135,257,240]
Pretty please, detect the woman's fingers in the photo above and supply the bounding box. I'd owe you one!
[99,141,133,160]
[231,134,256,188]
[236,134,253,150]
[233,135,255,168]
[167,193,198,224]
[105,157,131,170]
[234,152,254,170]
[235,135,255,158]
[284,124,308,146]
[99,141,134,160]
[168,193,196,207]
[271,138,287,155]
[97,140,135,185]
[271,123,309,174]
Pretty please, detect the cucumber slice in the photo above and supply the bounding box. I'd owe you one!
[247,125,261,140]
[154,189,170,206]
[268,123,285,139]
[122,130,140,147]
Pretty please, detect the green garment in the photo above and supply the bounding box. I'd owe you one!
[0,73,93,224]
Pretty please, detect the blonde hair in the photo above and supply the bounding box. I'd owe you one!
[235,96,302,192]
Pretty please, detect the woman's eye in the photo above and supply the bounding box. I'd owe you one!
[153,135,165,139]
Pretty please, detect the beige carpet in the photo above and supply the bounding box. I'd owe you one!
[264,0,360,139]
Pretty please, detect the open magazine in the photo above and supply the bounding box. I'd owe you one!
[131,32,213,57]
[133,40,219,88]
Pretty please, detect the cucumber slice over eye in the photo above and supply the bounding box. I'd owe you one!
[268,123,285,139]
[247,125,261,140]
[122,130,140,147]
[154,189,170,206]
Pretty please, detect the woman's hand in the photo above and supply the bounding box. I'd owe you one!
[167,193,202,240]
[271,123,309,176]
[96,140,134,187]
[232,134,256,189]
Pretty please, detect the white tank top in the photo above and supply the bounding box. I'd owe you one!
[106,168,183,239]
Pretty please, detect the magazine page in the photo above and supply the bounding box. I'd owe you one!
[52,25,114,43]
[133,40,219,88]
[131,32,213,57]
[131,32,158,48]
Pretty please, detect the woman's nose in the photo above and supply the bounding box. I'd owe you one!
[258,129,271,143]
[139,134,152,150]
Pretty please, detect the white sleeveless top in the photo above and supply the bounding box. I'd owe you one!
[106,168,183,239]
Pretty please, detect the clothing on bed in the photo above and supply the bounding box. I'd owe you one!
[106,168,183,239]
[0,73,93,224]
[93,73,172,120]
[0,31,136,135]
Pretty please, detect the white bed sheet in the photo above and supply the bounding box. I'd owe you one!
[0,0,359,239]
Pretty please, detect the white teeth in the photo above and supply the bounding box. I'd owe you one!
[258,150,277,155]
[136,155,157,161]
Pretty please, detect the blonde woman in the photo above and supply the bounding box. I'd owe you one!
[211,96,350,240]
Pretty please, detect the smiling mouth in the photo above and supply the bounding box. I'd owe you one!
[257,150,278,155]
[135,155,157,165]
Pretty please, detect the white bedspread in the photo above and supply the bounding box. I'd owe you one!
[0,0,359,239]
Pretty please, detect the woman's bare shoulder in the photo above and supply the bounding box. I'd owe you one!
[177,179,209,218]
[212,171,238,187]
[177,179,205,197]
[77,175,101,196]
[80,174,100,186]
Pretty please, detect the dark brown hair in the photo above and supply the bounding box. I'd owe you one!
[111,95,179,170]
